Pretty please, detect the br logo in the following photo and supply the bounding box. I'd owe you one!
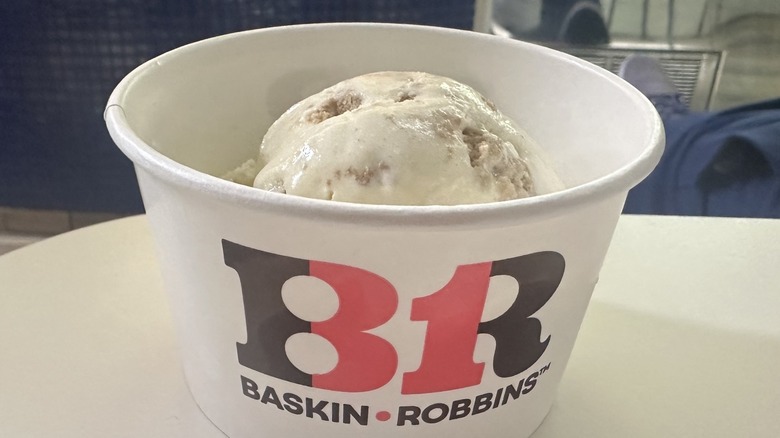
[223,240,565,395]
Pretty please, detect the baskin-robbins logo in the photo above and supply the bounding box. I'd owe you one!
[222,240,565,427]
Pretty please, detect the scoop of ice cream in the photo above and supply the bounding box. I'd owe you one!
[235,71,562,205]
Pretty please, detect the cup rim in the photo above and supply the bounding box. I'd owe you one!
[105,22,665,229]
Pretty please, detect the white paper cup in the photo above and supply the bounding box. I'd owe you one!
[105,23,663,438]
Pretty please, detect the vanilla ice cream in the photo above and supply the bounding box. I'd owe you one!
[224,71,562,205]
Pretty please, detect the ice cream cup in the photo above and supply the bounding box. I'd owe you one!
[105,23,663,438]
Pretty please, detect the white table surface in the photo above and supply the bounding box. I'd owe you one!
[1,215,779,437]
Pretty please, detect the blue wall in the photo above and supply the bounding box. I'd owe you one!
[0,0,475,213]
